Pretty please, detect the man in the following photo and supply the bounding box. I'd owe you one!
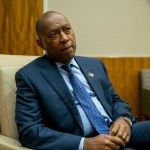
[15,11,150,150]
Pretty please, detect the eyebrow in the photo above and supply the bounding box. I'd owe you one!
[47,23,71,34]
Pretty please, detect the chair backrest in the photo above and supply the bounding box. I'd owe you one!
[0,54,39,139]
[141,69,150,90]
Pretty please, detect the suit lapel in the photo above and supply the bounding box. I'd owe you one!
[75,57,112,119]
[39,56,84,131]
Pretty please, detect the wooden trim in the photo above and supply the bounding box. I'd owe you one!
[99,57,150,120]
[0,0,43,55]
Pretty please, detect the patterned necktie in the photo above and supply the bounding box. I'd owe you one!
[64,64,109,134]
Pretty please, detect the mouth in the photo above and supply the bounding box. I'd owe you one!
[62,46,73,51]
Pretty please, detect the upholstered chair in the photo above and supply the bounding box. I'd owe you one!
[140,69,150,118]
[0,54,38,150]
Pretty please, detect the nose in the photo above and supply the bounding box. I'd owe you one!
[60,31,69,43]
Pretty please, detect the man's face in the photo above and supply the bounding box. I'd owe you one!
[38,13,76,64]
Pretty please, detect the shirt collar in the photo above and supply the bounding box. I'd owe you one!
[55,58,79,69]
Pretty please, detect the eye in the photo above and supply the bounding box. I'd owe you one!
[63,26,71,34]
[49,32,58,39]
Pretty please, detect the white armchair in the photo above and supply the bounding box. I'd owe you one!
[0,54,39,150]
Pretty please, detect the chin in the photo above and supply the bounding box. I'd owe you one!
[62,55,74,64]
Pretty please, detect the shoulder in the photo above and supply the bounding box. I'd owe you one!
[75,56,105,67]
[75,56,108,75]
[15,55,48,77]
[17,56,42,70]
[75,56,103,63]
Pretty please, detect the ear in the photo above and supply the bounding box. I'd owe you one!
[36,38,45,49]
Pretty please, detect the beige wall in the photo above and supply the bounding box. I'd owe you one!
[43,0,150,57]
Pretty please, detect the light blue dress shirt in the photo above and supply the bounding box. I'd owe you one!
[56,58,112,150]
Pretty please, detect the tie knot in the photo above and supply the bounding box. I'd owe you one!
[62,64,72,74]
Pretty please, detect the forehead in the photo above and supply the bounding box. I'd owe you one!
[42,13,70,31]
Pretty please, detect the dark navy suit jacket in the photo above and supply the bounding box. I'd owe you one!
[15,55,134,150]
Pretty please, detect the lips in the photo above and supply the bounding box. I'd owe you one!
[62,46,72,51]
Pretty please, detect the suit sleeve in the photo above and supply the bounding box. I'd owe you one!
[15,70,82,150]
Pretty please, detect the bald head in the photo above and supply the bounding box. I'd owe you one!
[36,11,67,37]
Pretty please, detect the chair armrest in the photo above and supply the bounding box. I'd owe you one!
[142,88,150,101]
[141,89,150,117]
[0,134,32,150]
